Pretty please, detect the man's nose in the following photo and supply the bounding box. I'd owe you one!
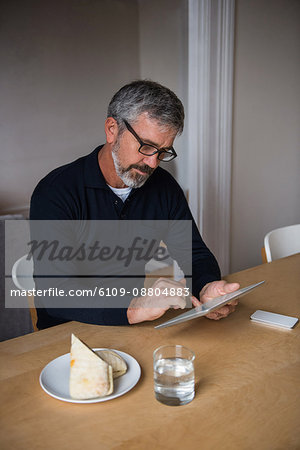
[142,154,159,169]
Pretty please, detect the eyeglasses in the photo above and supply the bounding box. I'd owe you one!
[123,119,177,162]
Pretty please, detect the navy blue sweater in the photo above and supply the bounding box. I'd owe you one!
[30,146,220,329]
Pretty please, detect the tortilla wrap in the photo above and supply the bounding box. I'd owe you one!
[69,334,113,399]
[95,349,127,379]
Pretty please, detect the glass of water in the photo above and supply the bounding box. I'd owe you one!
[153,345,195,406]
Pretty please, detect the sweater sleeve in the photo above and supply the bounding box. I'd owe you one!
[30,182,129,328]
[163,176,221,297]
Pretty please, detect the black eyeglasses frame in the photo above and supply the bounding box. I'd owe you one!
[122,119,177,162]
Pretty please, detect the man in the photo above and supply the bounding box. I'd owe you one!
[30,80,239,329]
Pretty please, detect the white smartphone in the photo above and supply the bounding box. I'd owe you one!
[250,310,299,329]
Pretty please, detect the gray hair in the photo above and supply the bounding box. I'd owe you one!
[107,80,184,135]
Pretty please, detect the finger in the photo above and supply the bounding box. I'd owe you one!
[206,304,235,319]
[228,299,239,306]
[221,282,240,295]
[206,311,226,320]
[212,280,240,296]
[212,314,223,320]
[153,280,188,299]
[202,280,240,299]
[155,278,187,288]
[217,304,237,316]
[205,311,220,320]
[177,278,186,287]
[206,279,227,296]
[214,305,231,316]
[191,296,201,307]
[167,296,186,309]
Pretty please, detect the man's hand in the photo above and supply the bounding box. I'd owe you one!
[191,280,240,320]
[127,278,187,324]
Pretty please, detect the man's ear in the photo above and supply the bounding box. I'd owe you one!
[105,117,119,144]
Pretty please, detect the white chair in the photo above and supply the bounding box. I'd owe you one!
[12,255,34,290]
[264,224,300,263]
[12,255,38,331]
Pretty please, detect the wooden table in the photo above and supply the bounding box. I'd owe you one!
[1,254,299,449]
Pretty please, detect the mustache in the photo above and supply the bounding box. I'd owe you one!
[125,164,154,175]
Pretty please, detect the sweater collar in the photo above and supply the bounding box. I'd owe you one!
[84,146,110,189]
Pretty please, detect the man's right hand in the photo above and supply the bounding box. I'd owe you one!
[127,278,187,324]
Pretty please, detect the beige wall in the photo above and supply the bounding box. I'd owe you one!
[0,0,140,214]
[2,0,298,274]
[0,0,189,215]
[138,0,188,188]
[231,0,300,272]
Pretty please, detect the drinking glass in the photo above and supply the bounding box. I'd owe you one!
[153,345,195,406]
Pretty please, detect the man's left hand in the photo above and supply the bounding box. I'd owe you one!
[191,280,240,320]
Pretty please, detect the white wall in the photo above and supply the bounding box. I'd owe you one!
[0,0,140,214]
[231,0,300,272]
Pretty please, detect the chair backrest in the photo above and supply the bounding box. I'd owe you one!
[264,224,300,262]
[12,255,35,291]
[11,255,38,331]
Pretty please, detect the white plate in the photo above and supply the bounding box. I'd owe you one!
[39,348,141,403]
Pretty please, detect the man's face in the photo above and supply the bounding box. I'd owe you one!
[112,113,176,188]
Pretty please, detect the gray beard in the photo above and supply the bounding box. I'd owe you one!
[111,140,155,188]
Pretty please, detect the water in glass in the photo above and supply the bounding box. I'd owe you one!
[154,357,195,406]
